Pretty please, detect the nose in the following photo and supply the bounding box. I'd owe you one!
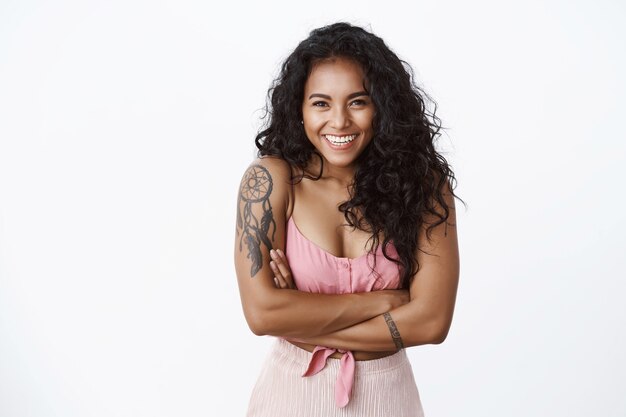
[329,106,350,129]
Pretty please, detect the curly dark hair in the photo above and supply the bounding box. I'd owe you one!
[255,22,464,289]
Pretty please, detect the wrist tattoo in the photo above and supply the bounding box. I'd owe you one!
[383,312,405,350]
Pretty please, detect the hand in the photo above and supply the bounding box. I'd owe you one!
[269,249,296,289]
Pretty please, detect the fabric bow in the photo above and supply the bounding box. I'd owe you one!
[302,345,355,407]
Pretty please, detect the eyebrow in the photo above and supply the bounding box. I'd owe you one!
[308,91,369,100]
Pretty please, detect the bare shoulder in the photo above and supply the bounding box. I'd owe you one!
[238,156,294,213]
[256,155,294,181]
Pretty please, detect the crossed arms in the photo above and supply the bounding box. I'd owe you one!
[233,157,459,352]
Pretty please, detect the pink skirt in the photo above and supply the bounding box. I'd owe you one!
[246,337,425,417]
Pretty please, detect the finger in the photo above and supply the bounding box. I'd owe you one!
[277,271,296,289]
[275,274,289,289]
[272,256,292,281]
[275,252,296,289]
[271,251,295,289]
[270,261,288,289]
[272,249,289,268]
[274,263,294,289]
[274,276,288,289]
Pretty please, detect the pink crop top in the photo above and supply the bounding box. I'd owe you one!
[283,216,402,407]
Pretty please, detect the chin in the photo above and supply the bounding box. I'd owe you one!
[320,153,359,168]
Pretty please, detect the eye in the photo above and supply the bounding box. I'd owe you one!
[312,101,328,107]
[349,99,368,107]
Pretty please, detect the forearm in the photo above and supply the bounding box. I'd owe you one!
[248,288,397,338]
[284,300,449,351]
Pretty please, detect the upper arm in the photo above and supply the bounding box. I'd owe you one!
[408,179,460,342]
[233,157,292,333]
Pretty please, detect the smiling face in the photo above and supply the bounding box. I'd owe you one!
[301,57,375,174]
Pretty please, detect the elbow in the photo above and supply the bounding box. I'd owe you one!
[241,288,283,336]
[248,318,267,336]
[429,326,450,344]
[244,306,271,336]
[406,313,451,346]
[428,318,452,345]
[242,288,293,337]
[245,300,287,336]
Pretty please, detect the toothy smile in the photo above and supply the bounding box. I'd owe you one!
[324,134,357,145]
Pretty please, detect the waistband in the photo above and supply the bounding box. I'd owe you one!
[273,337,410,407]
[272,337,409,374]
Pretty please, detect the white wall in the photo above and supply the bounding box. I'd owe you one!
[1,0,624,416]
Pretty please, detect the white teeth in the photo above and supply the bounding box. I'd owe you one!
[324,134,357,145]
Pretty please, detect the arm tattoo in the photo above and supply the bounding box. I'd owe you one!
[236,164,277,277]
[383,312,405,350]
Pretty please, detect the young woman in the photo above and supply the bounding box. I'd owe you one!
[234,22,461,417]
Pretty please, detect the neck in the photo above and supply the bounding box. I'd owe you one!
[307,154,356,187]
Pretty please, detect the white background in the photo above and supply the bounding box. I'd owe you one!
[1,0,625,416]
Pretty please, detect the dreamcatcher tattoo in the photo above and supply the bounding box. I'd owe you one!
[236,164,277,277]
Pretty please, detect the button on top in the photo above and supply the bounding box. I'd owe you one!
[342,261,349,268]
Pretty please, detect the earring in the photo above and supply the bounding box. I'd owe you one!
[300,120,304,125]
